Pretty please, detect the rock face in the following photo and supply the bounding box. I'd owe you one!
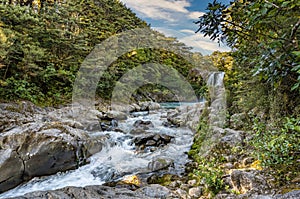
[0,122,103,193]
[0,102,45,133]
[167,102,205,131]
[0,102,105,194]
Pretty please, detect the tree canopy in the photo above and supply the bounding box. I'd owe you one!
[196,0,300,115]
[0,0,210,105]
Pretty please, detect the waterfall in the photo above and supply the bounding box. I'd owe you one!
[207,72,226,128]
[207,72,225,87]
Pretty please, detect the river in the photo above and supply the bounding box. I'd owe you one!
[0,106,196,198]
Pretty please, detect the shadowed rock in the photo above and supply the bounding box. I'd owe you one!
[0,122,103,193]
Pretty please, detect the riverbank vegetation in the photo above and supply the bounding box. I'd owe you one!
[189,0,300,197]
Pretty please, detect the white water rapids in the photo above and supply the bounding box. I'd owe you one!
[0,108,195,199]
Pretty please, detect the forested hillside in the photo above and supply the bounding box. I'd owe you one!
[0,0,209,105]
[187,0,300,196]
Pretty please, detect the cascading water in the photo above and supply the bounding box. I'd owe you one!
[0,108,195,199]
[206,72,226,128]
[207,72,225,87]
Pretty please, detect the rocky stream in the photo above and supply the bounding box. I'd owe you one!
[0,72,299,199]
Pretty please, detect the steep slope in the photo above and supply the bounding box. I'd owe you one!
[0,0,211,105]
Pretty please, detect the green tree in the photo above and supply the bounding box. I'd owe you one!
[0,0,209,105]
[196,0,300,116]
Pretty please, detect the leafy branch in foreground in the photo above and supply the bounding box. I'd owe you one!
[195,0,300,115]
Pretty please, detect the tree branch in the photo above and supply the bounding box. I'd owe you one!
[264,0,280,9]
[290,18,300,48]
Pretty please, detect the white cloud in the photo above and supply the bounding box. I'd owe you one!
[180,29,195,34]
[120,0,191,22]
[188,11,205,20]
[153,27,230,55]
[180,33,230,55]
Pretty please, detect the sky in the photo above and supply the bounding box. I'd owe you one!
[119,0,231,55]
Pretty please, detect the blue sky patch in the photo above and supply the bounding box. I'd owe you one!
[120,0,231,55]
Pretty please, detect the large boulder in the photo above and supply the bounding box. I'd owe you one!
[229,169,270,195]
[148,158,174,172]
[112,101,161,113]
[167,103,205,131]
[0,102,45,133]
[102,110,128,121]
[133,120,154,130]
[133,133,173,152]
[0,122,103,193]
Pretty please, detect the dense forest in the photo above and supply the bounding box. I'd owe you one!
[0,0,211,105]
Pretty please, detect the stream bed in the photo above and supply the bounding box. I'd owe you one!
[0,107,195,198]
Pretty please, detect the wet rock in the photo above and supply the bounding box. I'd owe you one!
[112,101,160,113]
[148,158,174,171]
[10,184,172,199]
[152,134,161,141]
[160,134,172,143]
[145,140,156,146]
[167,103,205,131]
[138,101,160,111]
[162,121,179,128]
[130,111,149,117]
[100,119,119,131]
[0,122,103,193]
[133,120,154,130]
[47,106,106,132]
[100,122,111,131]
[84,121,102,132]
[167,109,182,127]
[102,110,128,121]
[133,134,173,152]
[129,128,147,135]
